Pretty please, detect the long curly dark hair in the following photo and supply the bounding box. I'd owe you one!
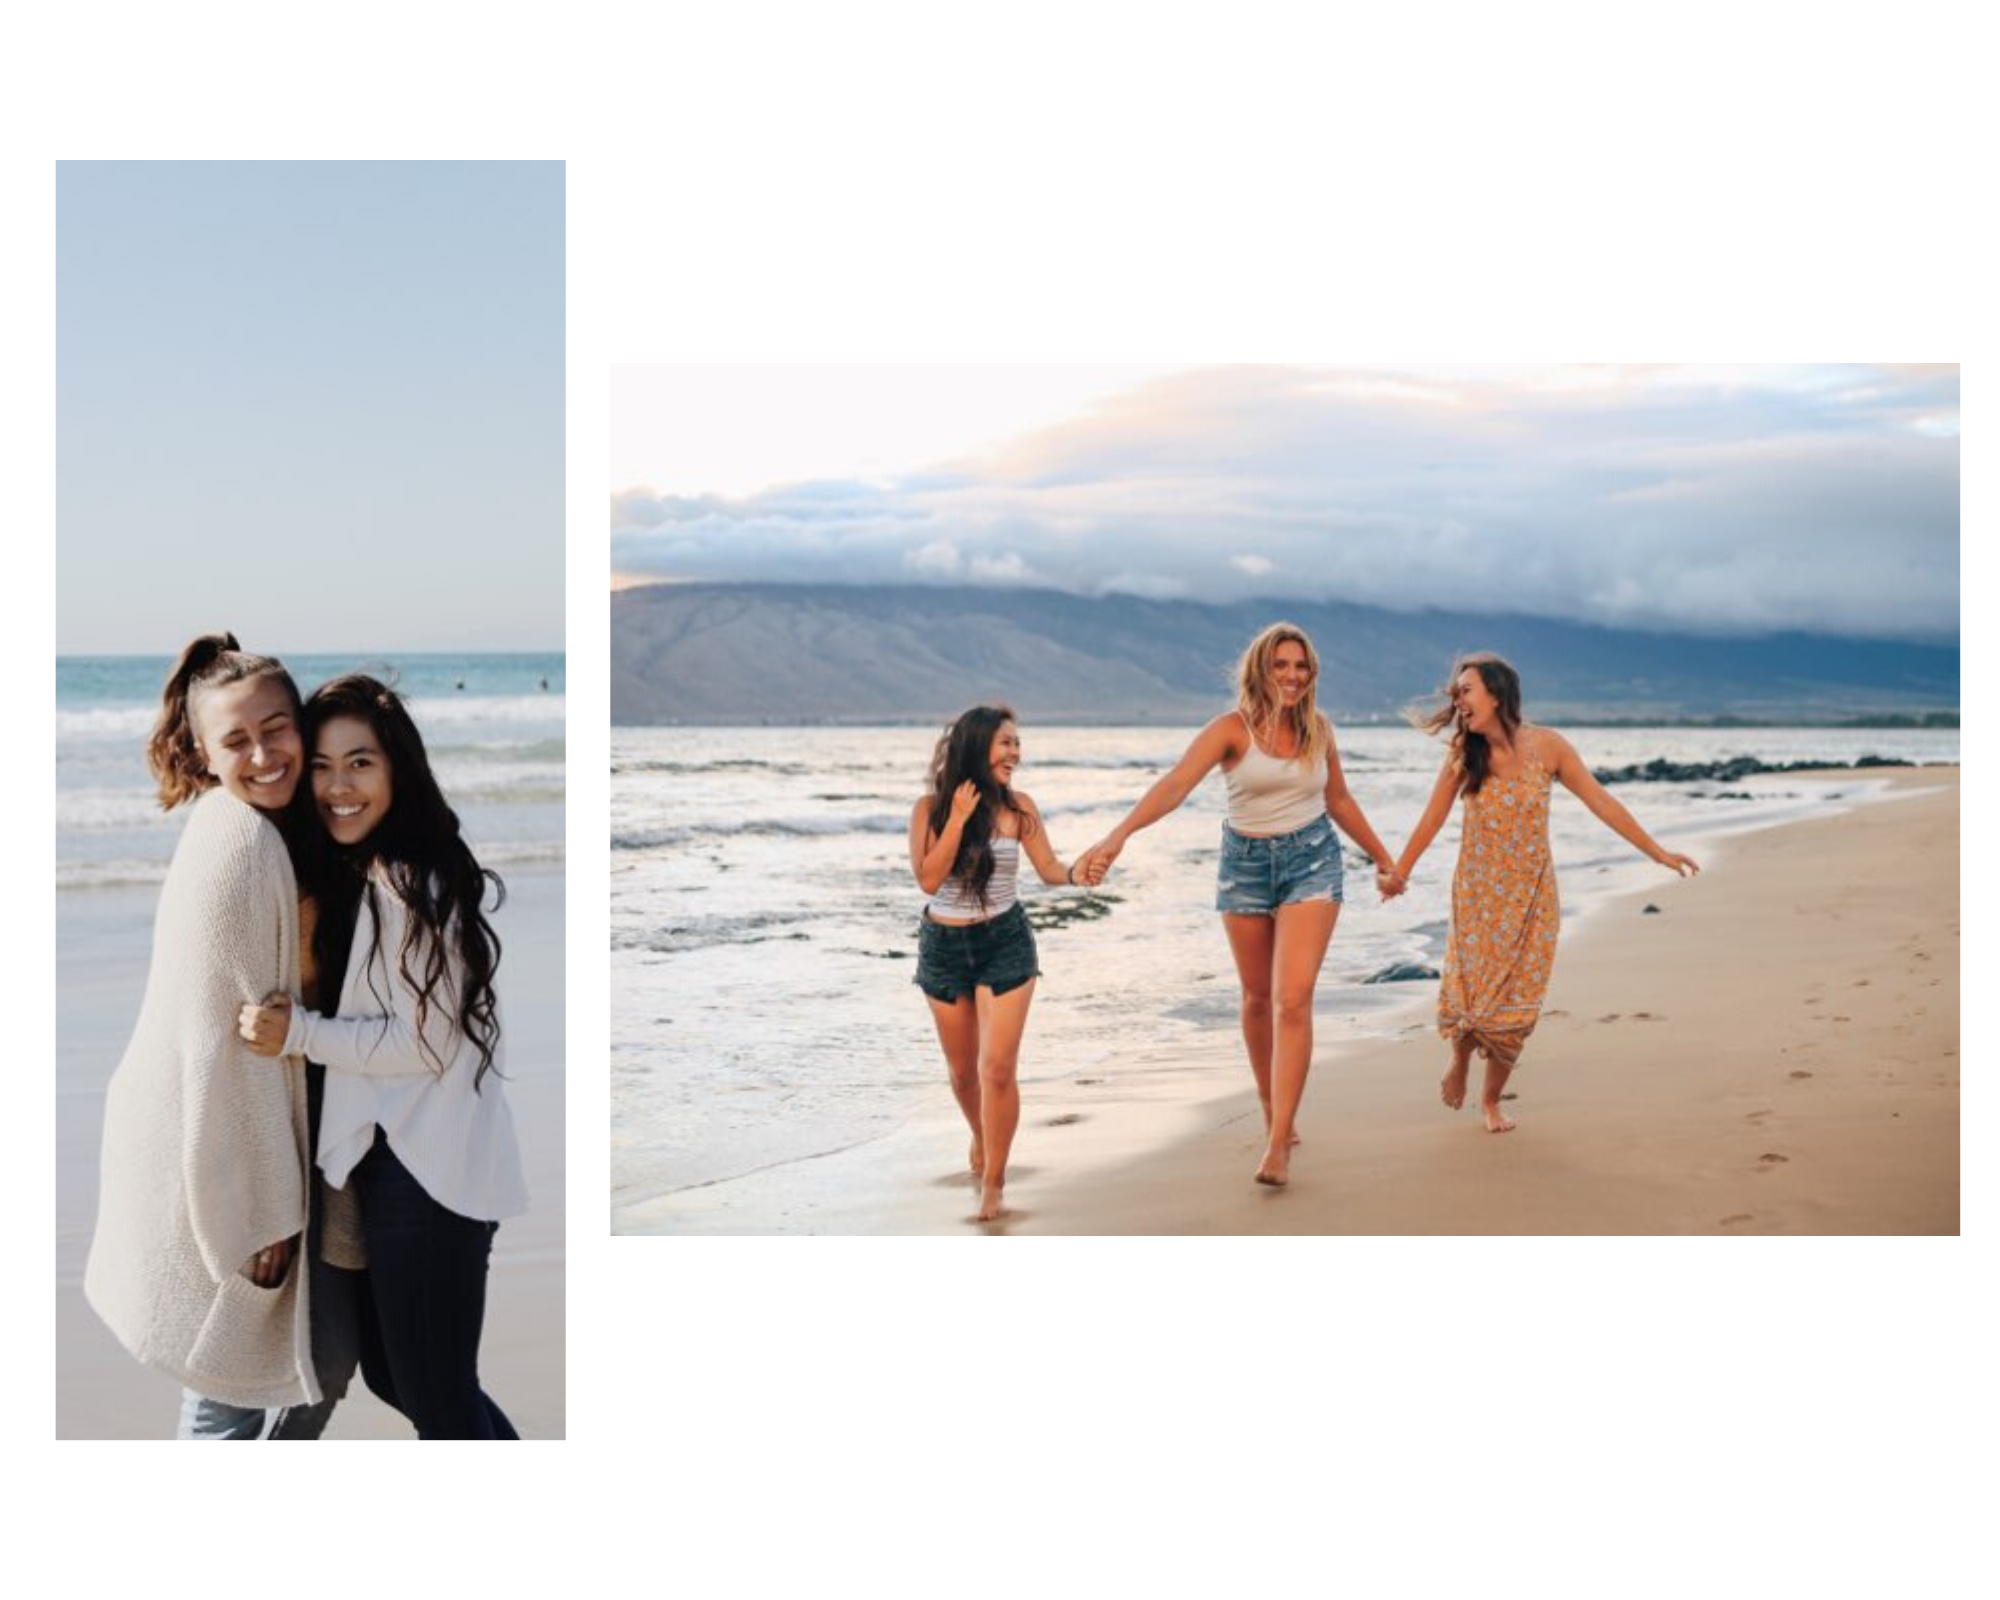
[1411,652,1524,795]
[305,674,505,1088]
[924,704,1033,910]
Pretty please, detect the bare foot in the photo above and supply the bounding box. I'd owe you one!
[1482,1102,1517,1133]
[1254,1145,1290,1187]
[975,1181,1006,1221]
[969,1137,984,1176]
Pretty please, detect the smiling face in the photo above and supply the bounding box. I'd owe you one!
[191,676,304,811]
[1454,667,1501,736]
[987,720,1021,787]
[311,713,395,847]
[1267,640,1314,707]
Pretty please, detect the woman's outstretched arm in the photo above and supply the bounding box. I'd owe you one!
[1543,730,1701,876]
[1391,757,1465,883]
[1321,723,1402,886]
[1080,713,1244,880]
[1014,794,1084,886]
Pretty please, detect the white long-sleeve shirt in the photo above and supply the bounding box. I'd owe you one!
[284,868,528,1223]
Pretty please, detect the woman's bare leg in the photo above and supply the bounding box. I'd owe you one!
[1221,914,1283,1137]
[1257,900,1340,1185]
[926,994,984,1173]
[1481,1052,1517,1133]
[1440,1034,1475,1110]
[972,979,1036,1220]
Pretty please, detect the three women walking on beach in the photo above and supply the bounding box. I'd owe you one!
[1386,653,1700,1131]
[1079,623,1404,1186]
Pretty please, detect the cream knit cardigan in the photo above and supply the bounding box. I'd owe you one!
[84,789,318,1410]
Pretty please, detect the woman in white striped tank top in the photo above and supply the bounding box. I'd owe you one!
[909,705,1094,1223]
[1080,624,1405,1187]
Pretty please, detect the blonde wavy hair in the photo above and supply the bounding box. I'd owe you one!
[1234,622,1330,766]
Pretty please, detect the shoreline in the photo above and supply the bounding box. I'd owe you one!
[623,769,1956,1235]
[1020,767,1957,1235]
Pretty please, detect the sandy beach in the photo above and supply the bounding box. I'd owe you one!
[631,769,1956,1235]
[56,868,566,1438]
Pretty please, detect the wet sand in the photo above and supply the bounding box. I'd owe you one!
[56,869,565,1438]
[626,769,1956,1235]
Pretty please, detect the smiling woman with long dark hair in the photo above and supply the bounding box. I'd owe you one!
[237,673,526,1438]
[910,704,1092,1223]
[1388,652,1701,1131]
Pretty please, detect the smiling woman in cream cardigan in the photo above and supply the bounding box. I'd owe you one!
[84,635,359,1438]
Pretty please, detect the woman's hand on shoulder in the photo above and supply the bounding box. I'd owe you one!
[237,991,294,1058]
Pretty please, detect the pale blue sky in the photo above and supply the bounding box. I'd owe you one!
[59,161,563,655]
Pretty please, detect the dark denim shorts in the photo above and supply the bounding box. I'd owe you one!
[914,901,1041,1004]
[1216,813,1344,914]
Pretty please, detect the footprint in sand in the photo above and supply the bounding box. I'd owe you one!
[1788,1070,1813,1079]
[1045,1113,1084,1127]
[1854,979,1872,988]
[1745,1109,1772,1122]
[1719,1214,1755,1227]
[1597,1013,1621,1023]
[1832,1015,1851,1022]
[1757,1152,1789,1165]
[1631,1012,1662,1021]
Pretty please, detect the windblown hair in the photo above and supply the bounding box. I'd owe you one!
[924,704,1034,910]
[147,632,303,810]
[1411,652,1524,795]
[305,674,505,1088]
[1234,622,1331,766]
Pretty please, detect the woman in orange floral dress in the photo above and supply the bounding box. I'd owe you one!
[1386,654,1700,1131]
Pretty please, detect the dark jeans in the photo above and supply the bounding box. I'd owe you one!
[351,1129,517,1440]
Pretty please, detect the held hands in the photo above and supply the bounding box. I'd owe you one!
[1375,866,1409,901]
[1656,851,1701,877]
[1076,837,1122,887]
[237,991,294,1058]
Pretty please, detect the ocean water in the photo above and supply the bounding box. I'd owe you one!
[56,651,566,890]
[610,723,1958,1203]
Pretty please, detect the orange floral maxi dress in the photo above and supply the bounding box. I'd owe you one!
[1437,752,1560,1067]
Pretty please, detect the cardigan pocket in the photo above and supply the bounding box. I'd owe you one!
[185,1269,300,1394]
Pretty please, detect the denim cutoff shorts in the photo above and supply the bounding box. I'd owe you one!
[1216,813,1344,914]
[914,901,1042,1003]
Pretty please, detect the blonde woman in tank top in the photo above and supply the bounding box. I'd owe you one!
[910,704,1093,1222]
[1079,624,1405,1187]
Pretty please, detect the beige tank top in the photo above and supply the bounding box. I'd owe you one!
[1222,712,1328,834]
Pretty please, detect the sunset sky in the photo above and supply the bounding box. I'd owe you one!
[611,363,1959,642]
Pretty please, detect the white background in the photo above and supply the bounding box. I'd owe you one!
[7,3,1987,1595]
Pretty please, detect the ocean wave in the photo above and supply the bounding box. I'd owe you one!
[55,705,156,741]
[613,813,905,850]
[612,912,812,954]
[613,758,814,778]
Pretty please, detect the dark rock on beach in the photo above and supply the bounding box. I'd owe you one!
[1364,962,1440,984]
[1593,755,1916,785]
